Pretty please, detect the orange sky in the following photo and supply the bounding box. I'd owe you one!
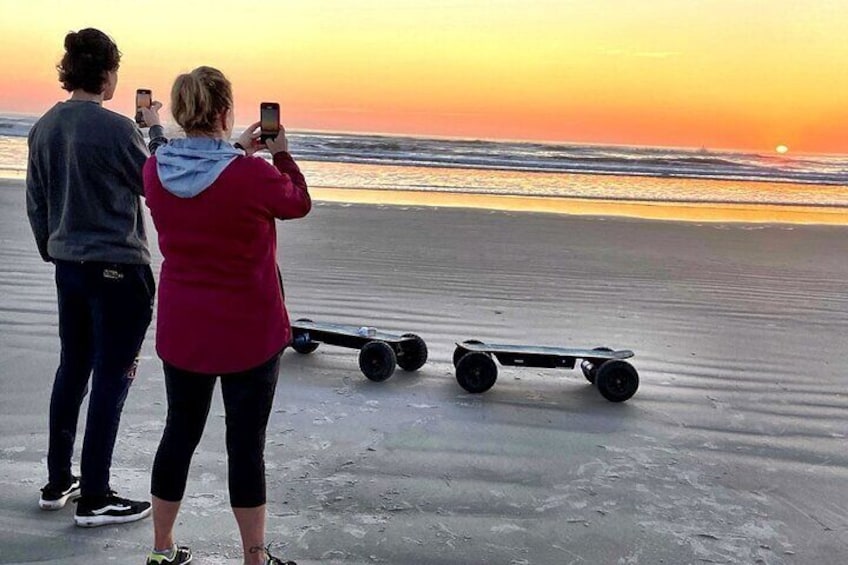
[1,1,846,153]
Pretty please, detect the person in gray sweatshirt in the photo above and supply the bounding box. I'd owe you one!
[26,27,166,528]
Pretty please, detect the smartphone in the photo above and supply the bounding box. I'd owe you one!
[135,89,152,127]
[260,102,280,142]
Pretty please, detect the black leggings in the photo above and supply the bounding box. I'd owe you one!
[151,354,280,508]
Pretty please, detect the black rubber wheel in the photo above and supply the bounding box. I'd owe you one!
[291,318,320,354]
[291,336,319,355]
[595,360,639,402]
[455,352,498,394]
[581,346,614,384]
[452,339,485,368]
[358,341,397,382]
[397,333,428,372]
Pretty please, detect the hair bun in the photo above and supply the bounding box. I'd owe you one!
[65,28,110,55]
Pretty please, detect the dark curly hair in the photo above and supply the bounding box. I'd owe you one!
[57,28,121,93]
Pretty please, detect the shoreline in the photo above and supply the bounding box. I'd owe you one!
[3,172,846,224]
[310,186,848,225]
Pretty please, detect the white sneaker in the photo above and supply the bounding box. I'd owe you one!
[38,476,81,510]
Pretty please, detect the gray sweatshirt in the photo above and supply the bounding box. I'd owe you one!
[26,100,165,264]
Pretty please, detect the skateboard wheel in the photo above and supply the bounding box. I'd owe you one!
[291,318,320,354]
[595,360,639,402]
[359,341,397,382]
[455,352,498,394]
[452,340,485,368]
[291,334,319,355]
[397,333,428,372]
[581,346,613,383]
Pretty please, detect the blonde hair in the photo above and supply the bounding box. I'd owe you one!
[170,66,233,134]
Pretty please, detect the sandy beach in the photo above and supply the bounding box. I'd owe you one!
[1,177,847,564]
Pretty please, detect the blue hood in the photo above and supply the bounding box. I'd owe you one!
[156,137,242,198]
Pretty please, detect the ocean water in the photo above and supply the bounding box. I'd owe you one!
[3,112,847,207]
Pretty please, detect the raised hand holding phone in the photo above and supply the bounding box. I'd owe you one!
[259,102,280,142]
[233,104,288,155]
[255,102,289,154]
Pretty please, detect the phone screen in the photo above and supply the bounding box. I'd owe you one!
[136,90,152,109]
[135,90,152,126]
[260,104,280,135]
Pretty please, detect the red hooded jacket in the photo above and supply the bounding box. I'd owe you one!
[143,150,310,374]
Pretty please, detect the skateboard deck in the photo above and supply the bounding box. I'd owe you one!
[455,341,633,369]
[453,340,638,401]
[292,320,410,345]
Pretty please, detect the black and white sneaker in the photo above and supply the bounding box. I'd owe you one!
[73,493,151,527]
[39,476,81,510]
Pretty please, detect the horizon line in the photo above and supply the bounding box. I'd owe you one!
[1,110,846,158]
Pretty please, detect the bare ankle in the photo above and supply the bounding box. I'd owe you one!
[245,544,267,565]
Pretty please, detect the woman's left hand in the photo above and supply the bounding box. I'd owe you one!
[236,122,263,156]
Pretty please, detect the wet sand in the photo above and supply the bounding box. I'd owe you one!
[310,186,848,225]
[1,178,847,564]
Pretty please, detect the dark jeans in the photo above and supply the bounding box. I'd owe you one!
[48,261,155,498]
[151,354,280,508]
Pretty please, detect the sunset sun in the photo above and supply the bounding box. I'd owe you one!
[775,144,789,154]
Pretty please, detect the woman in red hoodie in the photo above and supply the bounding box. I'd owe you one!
[142,66,308,565]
